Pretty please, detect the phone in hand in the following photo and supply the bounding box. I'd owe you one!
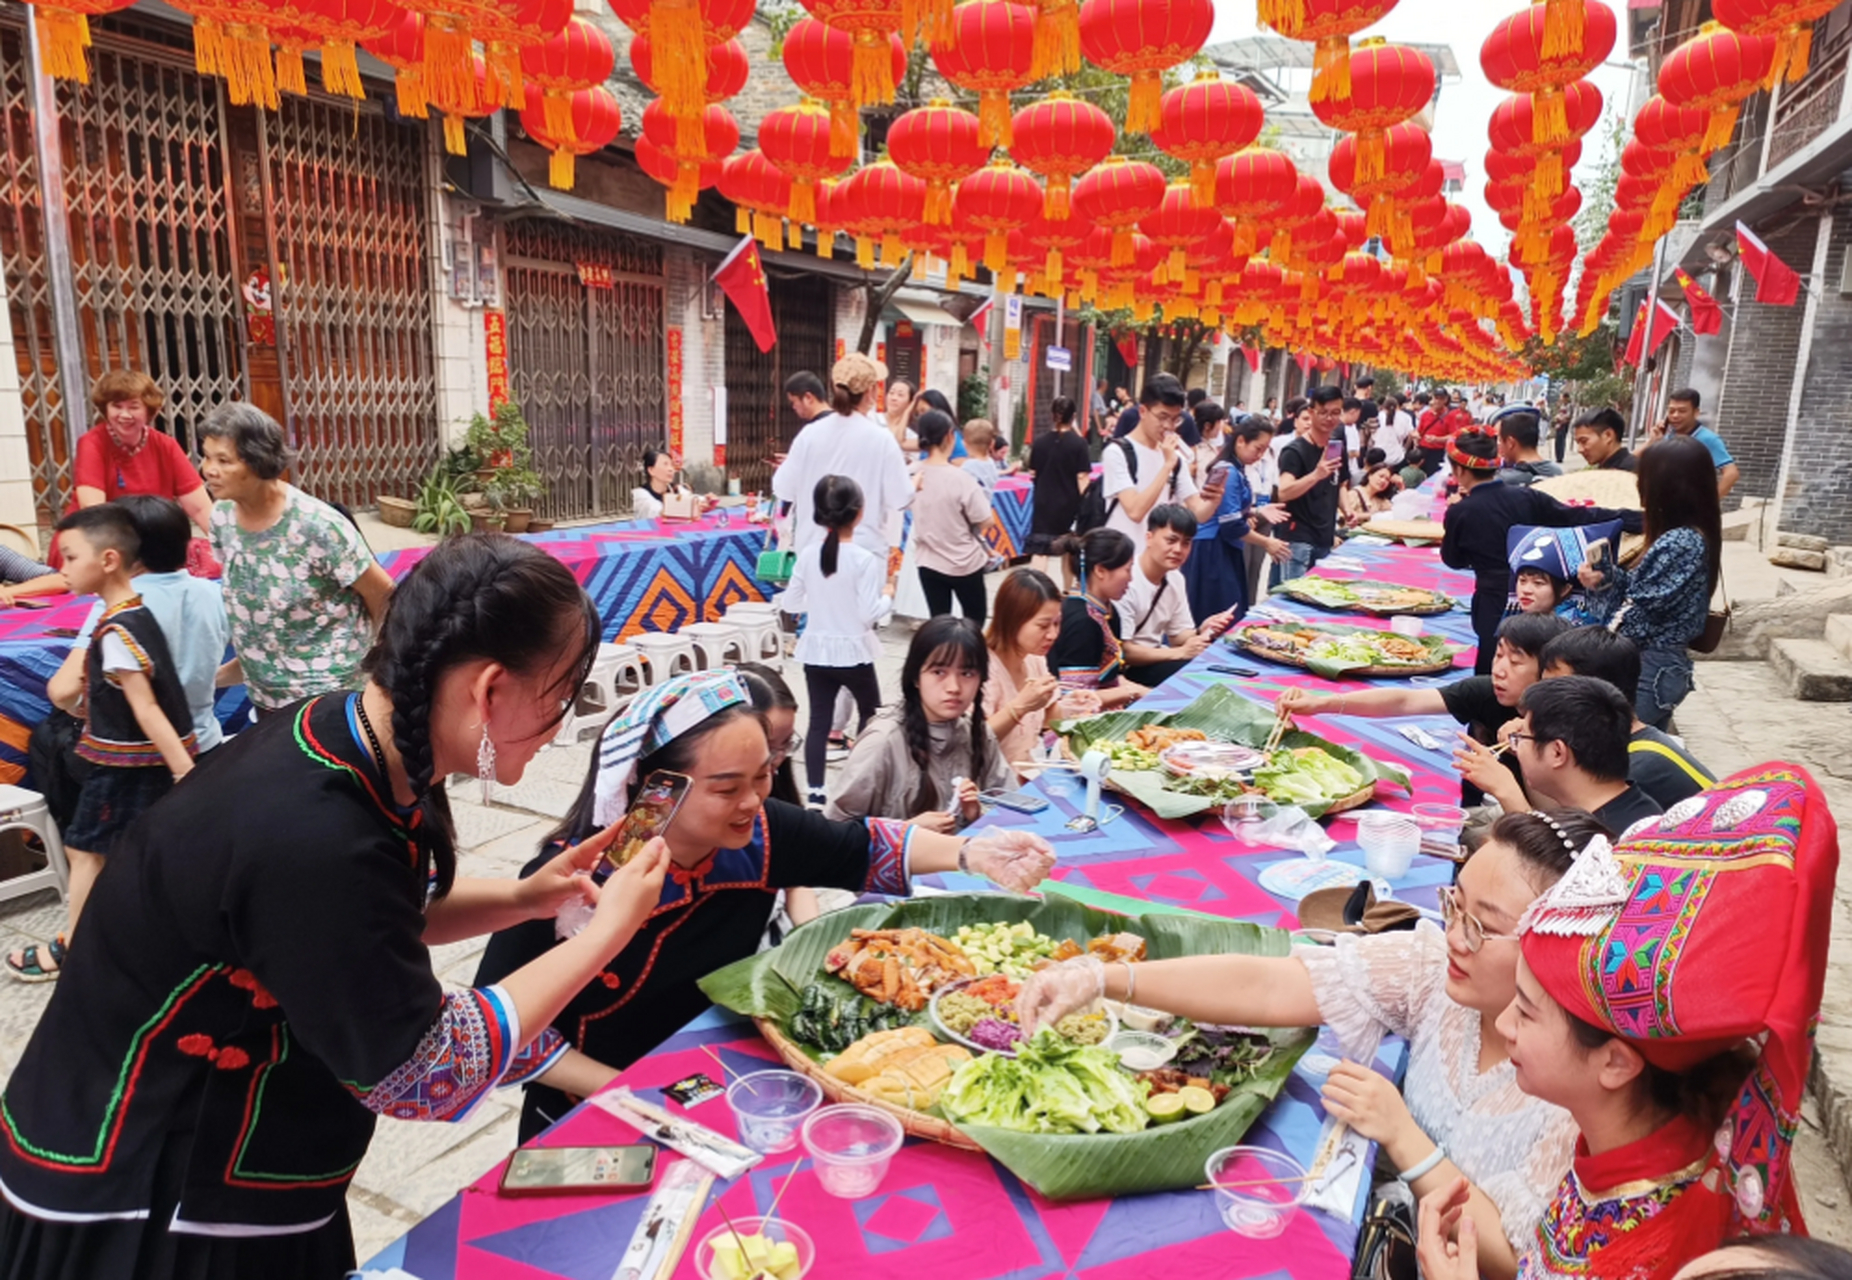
[1207,460,1234,488]
[604,770,691,870]
[498,1145,656,1196]
[1586,539,1609,567]
[1323,435,1347,467]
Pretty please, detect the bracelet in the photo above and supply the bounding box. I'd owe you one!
[1119,960,1137,1003]
[1397,1145,1447,1183]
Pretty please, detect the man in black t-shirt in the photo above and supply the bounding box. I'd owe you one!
[1271,384,1344,586]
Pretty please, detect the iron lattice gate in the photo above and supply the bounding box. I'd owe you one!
[269,95,437,511]
[502,221,665,521]
[723,271,833,496]
[0,18,244,526]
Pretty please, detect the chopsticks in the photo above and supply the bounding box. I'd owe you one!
[1262,705,1291,756]
[702,1045,759,1095]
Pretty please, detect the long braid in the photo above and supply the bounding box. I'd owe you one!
[900,680,938,813]
[968,647,992,787]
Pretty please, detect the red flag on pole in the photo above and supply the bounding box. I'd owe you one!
[1673,268,1724,334]
[713,236,776,352]
[1623,298,1681,366]
[1236,343,1261,373]
[1114,331,1141,368]
[1736,221,1802,306]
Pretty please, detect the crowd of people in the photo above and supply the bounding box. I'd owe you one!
[0,359,1811,1280]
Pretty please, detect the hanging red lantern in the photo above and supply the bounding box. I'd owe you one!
[1484,138,1581,183]
[1487,82,1601,201]
[954,160,1044,274]
[1151,71,1266,207]
[426,52,497,155]
[1077,0,1214,133]
[1330,120,1429,243]
[631,34,749,101]
[520,83,622,189]
[169,0,289,107]
[888,99,990,224]
[1311,39,1434,187]
[1019,210,1089,289]
[19,0,140,83]
[642,99,740,160]
[1265,171,1327,267]
[362,9,429,116]
[637,134,726,223]
[832,160,924,267]
[719,149,797,249]
[783,18,908,155]
[933,1,1037,146]
[606,0,753,141]
[1714,0,1840,83]
[1010,92,1115,219]
[469,0,572,109]
[1072,154,1166,264]
[1214,146,1298,256]
[1480,1,1616,144]
[1260,0,1399,103]
[762,99,851,224]
[1139,181,1222,280]
[276,0,403,100]
[1631,94,1713,195]
[520,15,615,142]
[805,0,910,108]
[1658,21,1779,152]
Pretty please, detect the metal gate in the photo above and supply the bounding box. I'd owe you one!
[723,271,833,495]
[0,17,244,526]
[503,220,665,521]
[268,95,437,510]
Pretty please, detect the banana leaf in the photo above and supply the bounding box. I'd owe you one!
[697,893,1316,1201]
[1061,683,1412,819]
[1231,621,1464,680]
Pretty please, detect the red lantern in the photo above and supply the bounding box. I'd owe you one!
[425,52,497,155]
[362,9,429,117]
[955,161,1044,274]
[1659,21,1779,152]
[1330,120,1429,244]
[1139,181,1222,280]
[1011,92,1115,219]
[606,0,753,138]
[1631,94,1713,196]
[1484,139,1581,182]
[933,1,1037,146]
[1488,82,1601,202]
[1481,0,1614,150]
[1077,0,1214,133]
[638,134,725,223]
[1214,146,1298,256]
[19,0,140,82]
[1072,155,1166,264]
[1019,210,1089,289]
[835,159,928,267]
[1151,72,1265,206]
[1311,39,1435,187]
[1714,0,1840,83]
[762,99,852,224]
[520,15,615,142]
[805,0,910,108]
[719,149,797,249]
[631,34,749,101]
[1261,0,1398,102]
[520,83,622,189]
[469,0,572,109]
[642,99,740,160]
[1265,172,1327,266]
[888,99,990,224]
[783,18,908,155]
[277,0,403,99]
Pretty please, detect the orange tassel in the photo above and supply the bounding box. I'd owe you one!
[1167,247,1186,278]
[1309,37,1350,104]
[321,40,367,100]
[442,112,466,155]
[1532,85,1570,146]
[984,232,1008,274]
[651,0,706,123]
[1542,0,1586,60]
[1787,23,1815,83]
[550,147,577,190]
[1257,0,1307,38]
[1045,248,1063,288]
[851,32,898,107]
[192,14,227,76]
[817,226,836,259]
[829,101,858,158]
[394,66,428,119]
[1703,105,1740,153]
[1189,161,1215,208]
[669,165,699,222]
[220,22,280,110]
[790,180,818,225]
[1125,73,1161,133]
[1030,0,1080,78]
[856,236,875,268]
[1355,130,1386,186]
[1111,228,1134,266]
[543,89,576,143]
[32,8,92,83]
[736,206,752,235]
[422,16,477,118]
[1044,176,1072,219]
[951,242,969,277]
[979,91,1012,146]
[484,42,525,109]
[921,0,956,48]
[1670,152,1710,188]
[275,46,308,97]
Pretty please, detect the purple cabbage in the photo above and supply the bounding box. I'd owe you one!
[967,1018,1024,1052]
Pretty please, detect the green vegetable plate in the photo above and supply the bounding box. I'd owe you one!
[1273,576,1458,617]
[698,893,1316,1201]
[1231,621,1464,679]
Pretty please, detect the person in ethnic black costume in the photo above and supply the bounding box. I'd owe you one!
[0,536,673,1279]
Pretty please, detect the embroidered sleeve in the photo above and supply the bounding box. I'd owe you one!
[345,985,529,1123]
[505,1026,569,1086]
[861,817,913,896]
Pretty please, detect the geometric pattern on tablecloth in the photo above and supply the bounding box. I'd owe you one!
[980,478,1034,560]
[854,1184,952,1253]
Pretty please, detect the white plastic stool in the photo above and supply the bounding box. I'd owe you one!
[722,606,784,667]
[679,621,748,670]
[0,785,69,905]
[554,643,646,746]
[628,631,698,685]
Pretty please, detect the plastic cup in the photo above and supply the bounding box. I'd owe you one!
[1204,1145,1308,1239]
[800,1104,904,1199]
[1107,1029,1177,1071]
[1355,811,1420,880]
[1388,615,1425,638]
[694,1216,815,1280]
[726,1071,822,1154]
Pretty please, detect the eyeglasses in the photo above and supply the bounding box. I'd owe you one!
[1439,885,1518,953]
[1504,728,1534,752]
[771,732,802,763]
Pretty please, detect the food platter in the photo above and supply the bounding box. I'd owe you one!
[1273,576,1458,617]
[1360,517,1445,543]
[1230,621,1463,679]
[753,1015,983,1150]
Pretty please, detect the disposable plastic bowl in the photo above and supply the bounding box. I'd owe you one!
[1204,1145,1308,1239]
[1388,615,1425,638]
[726,1071,822,1154]
[1411,802,1469,831]
[694,1215,816,1280]
[800,1104,904,1199]
[1356,811,1420,880]
[1107,1029,1177,1072]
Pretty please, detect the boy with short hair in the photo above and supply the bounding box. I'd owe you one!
[1117,504,1235,686]
[960,419,1001,492]
[7,505,196,982]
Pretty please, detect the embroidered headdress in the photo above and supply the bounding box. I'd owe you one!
[1505,520,1622,588]
[1520,764,1839,1260]
[591,671,752,826]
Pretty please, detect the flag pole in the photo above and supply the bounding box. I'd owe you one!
[1629,233,1670,448]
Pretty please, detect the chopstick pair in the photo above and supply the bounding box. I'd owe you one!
[1262,706,1291,756]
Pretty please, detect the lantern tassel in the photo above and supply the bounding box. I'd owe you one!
[1273,227,1294,264]
[924,0,957,47]
[320,41,366,100]
[484,43,524,109]
[1787,23,1814,83]
[652,0,708,121]
[1355,130,1386,186]
[736,206,752,235]
[442,112,467,156]
[32,8,91,83]
[1111,228,1133,266]
[1045,249,1063,288]
[828,101,858,158]
[1257,0,1306,38]
[856,235,875,268]
[1532,85,1570,145]
[816,226,836,259]
[543,89,577,144]
[978,91,1012,146]
[1534,150,1565,200]
[923,181,952,224]
[394,66,428,118]
[1043,175,1072,219]
[1365,193,1391,241]
[1188,161,1215,208]
[789,180,818,225]
[668,165,699,222]
[1670,152,1709,189]
[675,111,706,153]
[1542,0,1586,61]
[984,232,1008,274]
[851,32,897,107]
[1166,247,1186,279]
[1030,1,1081,78]
[1230,221,1257,257]
[1702,105,1740,154]
[423,16,477,119]
[951,242,969,278]
[550,148,577,190]
[220,23,280,110]
[1124,73,1161,134]
[192,14,227,76]
[1309,37,1350,104]
[275,46,308,98]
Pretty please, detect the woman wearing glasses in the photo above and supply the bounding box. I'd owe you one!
[1017,809,1608,1280]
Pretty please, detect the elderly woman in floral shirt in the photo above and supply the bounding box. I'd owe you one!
[202,404,393,716]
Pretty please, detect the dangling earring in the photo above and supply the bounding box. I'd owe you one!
[478,723,496,804]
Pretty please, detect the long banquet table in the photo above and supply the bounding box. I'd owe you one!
[365,530,1483,1280]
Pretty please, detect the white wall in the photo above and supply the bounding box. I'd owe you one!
[0,267,35,537]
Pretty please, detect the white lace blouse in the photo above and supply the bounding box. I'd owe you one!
[1296,922,1579,1251]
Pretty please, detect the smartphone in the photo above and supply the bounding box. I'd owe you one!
[604,770,691,870]
[498,1145,656,1196]
[1586,540,1609,567]
[1207,460,1234,488]
[1208,664,1260,677]
[7,598,51,610]
[984,790,1050,814]
[1323,434,1347,465]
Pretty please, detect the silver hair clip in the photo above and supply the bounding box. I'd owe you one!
[1537,812,1578,854]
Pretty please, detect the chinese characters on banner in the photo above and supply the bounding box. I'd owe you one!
[577,262,614,289]
[484,308,509,412]
[666,327,684,457]
[1003,295,1022,362]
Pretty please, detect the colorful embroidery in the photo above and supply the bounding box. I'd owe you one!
[506,1029,568,1086]
[344,986,516,1122]
[1525,1159,1704,1277]
[295,697,414,857]
[862,817,912,896]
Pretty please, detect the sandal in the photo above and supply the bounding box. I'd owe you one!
[6,936,66,983]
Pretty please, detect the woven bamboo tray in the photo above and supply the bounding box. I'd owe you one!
[752,1016,982,1151]
[1057,733,1378,815]
[1230,628,1455,679]
[1360,517,1445,543]
[1273,581,1457,617]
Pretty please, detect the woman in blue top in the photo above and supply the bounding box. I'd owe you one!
[1577,434,1721,729]
[1182,415,1290,623]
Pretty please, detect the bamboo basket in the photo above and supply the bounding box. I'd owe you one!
[1230,629,1455,679]
[752,1017,982,1150]
[1055,734,1379,816]
[1360,517,1444,543]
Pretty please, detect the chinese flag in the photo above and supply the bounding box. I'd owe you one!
[1623,298,1681,366]
[1236,343,1261,372]
[1674,268,1724,335]
[1115,332,1141,368]
[1736,221,1802,306]
[714,236,776,352]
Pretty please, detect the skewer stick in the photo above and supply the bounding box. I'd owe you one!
[764,1164,800,1222]
[1197,1172,1322,1191]
[702,1045,758,1094]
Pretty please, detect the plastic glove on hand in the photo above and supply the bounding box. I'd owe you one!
[962,829,1057,894]
[1015,955,1105,1037]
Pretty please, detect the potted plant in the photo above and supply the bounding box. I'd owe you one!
[411,465,471,538]
[376,493,417,528]
[485,465,546,534]
[464,402,536,480]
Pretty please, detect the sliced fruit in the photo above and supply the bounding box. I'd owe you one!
[1145,1092,1188,1124]
[1178,1085,1217,1115]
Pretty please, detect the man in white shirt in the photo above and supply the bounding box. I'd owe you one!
[1102,372,1223,555]
[771,359,913,563]
[1117,504,1235,687]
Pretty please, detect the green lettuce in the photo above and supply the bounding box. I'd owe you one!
[941,1031,1149,1135]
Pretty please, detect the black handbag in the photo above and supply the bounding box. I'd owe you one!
[27,708,92,829]
[1352,1180,1419,1280]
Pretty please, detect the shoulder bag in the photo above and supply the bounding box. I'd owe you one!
[1690,559,1730,655]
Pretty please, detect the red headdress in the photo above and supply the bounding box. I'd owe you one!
[1446,423,1499,472]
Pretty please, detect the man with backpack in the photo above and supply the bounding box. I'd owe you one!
[1097,373,1224,555]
